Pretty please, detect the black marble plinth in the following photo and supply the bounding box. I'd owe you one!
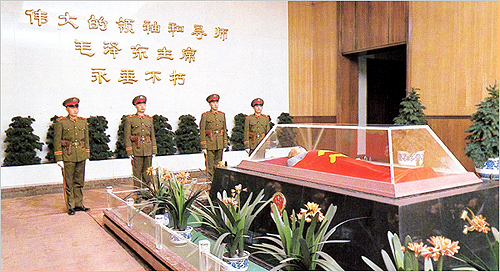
[209,166,499,271]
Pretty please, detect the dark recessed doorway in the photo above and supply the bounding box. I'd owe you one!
[366,45,406,125]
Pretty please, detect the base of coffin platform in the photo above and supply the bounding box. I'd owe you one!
[103,210,197,271]
[211,166,499,271]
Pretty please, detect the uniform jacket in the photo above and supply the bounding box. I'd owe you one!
[244,114,270,150]
[54,116,90,162]
[199,110,228,150]
[124,114,157,156]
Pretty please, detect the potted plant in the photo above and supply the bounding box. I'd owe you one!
[124,167,171,218]
[251,202,360,271]
[464,82,499,180]
[163,172,204,246]
[193,184,272,271]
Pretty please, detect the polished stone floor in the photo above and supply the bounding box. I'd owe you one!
[1,185,153,271]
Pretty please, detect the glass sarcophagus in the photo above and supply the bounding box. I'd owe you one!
[237,124,482,198]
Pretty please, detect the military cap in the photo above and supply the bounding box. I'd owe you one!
[206,94,220,103]
[251,98,264,107]
[132,95,147,105]
[63,97,80,107]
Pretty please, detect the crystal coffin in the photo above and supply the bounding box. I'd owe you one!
[236,124,482,198]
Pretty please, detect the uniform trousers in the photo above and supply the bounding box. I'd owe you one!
[63,160,86,210]
[206,149,223,181]
[132,156,152,188]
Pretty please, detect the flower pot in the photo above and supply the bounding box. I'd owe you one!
[168,226,193,246]
[222,250,250,271]
[475,157,499,180]
[397,150,424,166]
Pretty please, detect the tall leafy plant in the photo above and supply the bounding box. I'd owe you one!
[45,115,60,162]
[193,184,272,258]
[251,202,357,271]
[87,115,112,160]
[175,114,200,154]
[164,174,203,231]
[3,116,43,166]
[153,114,176,155]
[464,82,499,167]
[114,115,128,158]
[229,113,246,151]
[393,87,428,125]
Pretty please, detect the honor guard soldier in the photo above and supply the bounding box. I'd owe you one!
[200,94,228,181]
[54,97,91,215]
[244,98,270,155]
[124,95,157,200]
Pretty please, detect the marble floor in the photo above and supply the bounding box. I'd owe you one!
[1,185,153,271]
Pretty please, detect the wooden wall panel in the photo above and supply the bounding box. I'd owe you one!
[408,1,500,116]
[341,1,407,53]
[356,2,389,50]
[388,1,407,44]
[427,117,475,172]
[289,1,339,120]
[312,1,338,117]
[288,2,314,117]
[341,2,356,53]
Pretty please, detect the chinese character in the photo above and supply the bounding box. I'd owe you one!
[103,41,121,59]
[25,9,48,26]
[180,47,196,63]
[58,12,78,29]
[145,71,161,83]
[116,17,134,33]
[168,22,184,37]
[214,27,229,41]
[169,70,185,86]
[88,14,107,31]
[157,47,173,60]
[74,40,95,57]
[143,20,160,34]
[118,69,138,84]
[191,24,207,40]
[91,68,111,84]
[130,44,148,60]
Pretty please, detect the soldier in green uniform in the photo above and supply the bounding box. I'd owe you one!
[54,97,91,215]
[124,95,157,201]
[200,94,228,181]
[244,98,270,156]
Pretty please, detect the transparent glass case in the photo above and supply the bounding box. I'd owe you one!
[237,124,482,198]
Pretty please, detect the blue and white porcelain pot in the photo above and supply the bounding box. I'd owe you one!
[168,226,193,246]
[475,157,499,180]
[222,250,250,271]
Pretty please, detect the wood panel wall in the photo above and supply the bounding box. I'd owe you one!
[408,1,500,116]
[407,1,499,171]
[289,1,339,122]
[341,1,407,53]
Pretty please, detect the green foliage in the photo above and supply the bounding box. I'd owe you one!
[269,115,275,130]
[114,115,128,158]
[193,185,272,258]
[278,112,294,124]
[464,82,499,167]
[393,88,429,125]
[175,114,201,154]
[3,116,43,166]
[277,112,298,147]
[45,115,60,162]
[127,167,170,216]
[153,114,177,155]
[362,232,433,271]
[229,113,247,151]
[87,116,112,160]
[164,174,203,231]
[251,203,351,271]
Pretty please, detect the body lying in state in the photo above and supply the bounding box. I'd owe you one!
[264,148,439,183]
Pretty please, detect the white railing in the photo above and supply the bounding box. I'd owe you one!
[106,186,231,271]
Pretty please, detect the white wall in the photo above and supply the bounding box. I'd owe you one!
[1,1,289,164]
[1,150,249,188]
